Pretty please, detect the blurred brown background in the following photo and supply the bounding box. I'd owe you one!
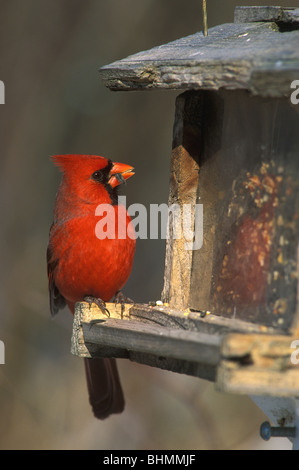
[0,0,296,450]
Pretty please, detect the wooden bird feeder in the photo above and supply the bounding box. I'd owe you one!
[72,6,299,445]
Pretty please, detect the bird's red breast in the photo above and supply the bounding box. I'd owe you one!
[49,207,135,308]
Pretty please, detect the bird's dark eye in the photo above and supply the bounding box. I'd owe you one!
[91,170,104,183]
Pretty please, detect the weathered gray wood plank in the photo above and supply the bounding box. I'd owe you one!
[72,301,281,347]
[71,301,284,381]
[82,318,221,365]
[71,302,224,380]
[234,6,299,24]
[99,22,299,97]
[71,302,299,392]
[217,333,299,397]
[282,8,299,24]
[82,319,220,381]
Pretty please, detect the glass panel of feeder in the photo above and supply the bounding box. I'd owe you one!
[189,89,299,331]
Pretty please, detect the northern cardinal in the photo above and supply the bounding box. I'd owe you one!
[47,154,135,419]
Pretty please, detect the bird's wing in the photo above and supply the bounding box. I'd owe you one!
[47,226,67,316]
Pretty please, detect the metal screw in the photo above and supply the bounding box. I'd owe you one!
[260,421,296,441]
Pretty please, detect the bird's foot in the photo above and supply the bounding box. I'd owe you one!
[114,290,134,305]
[113,291,134,318]
[84,296,110,318]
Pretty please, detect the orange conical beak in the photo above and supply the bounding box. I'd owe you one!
[108,162,135,188]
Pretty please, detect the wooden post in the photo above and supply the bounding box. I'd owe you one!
[161,91,203,310]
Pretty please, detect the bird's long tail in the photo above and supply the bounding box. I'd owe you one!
[84,357,125,419]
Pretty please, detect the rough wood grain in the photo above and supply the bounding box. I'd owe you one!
[161,91,203,310]
[82,318,221,365]
[217,332,299,396]
[71,301,131,358]
[72,301,284,382]
[72,302,222,380]
[218,364,299,397]
[128,303,280,335]
[72,302,299,394]
[234,6,299,24]
[99,21,299,97]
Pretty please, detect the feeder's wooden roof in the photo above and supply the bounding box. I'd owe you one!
[99,6,299,97]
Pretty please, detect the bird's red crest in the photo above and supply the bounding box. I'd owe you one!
[51,154,109,174]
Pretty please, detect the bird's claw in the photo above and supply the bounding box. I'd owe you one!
[113,291,134,319]
[84,296,110,318]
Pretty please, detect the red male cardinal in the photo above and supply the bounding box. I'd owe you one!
[47,154,135,419]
